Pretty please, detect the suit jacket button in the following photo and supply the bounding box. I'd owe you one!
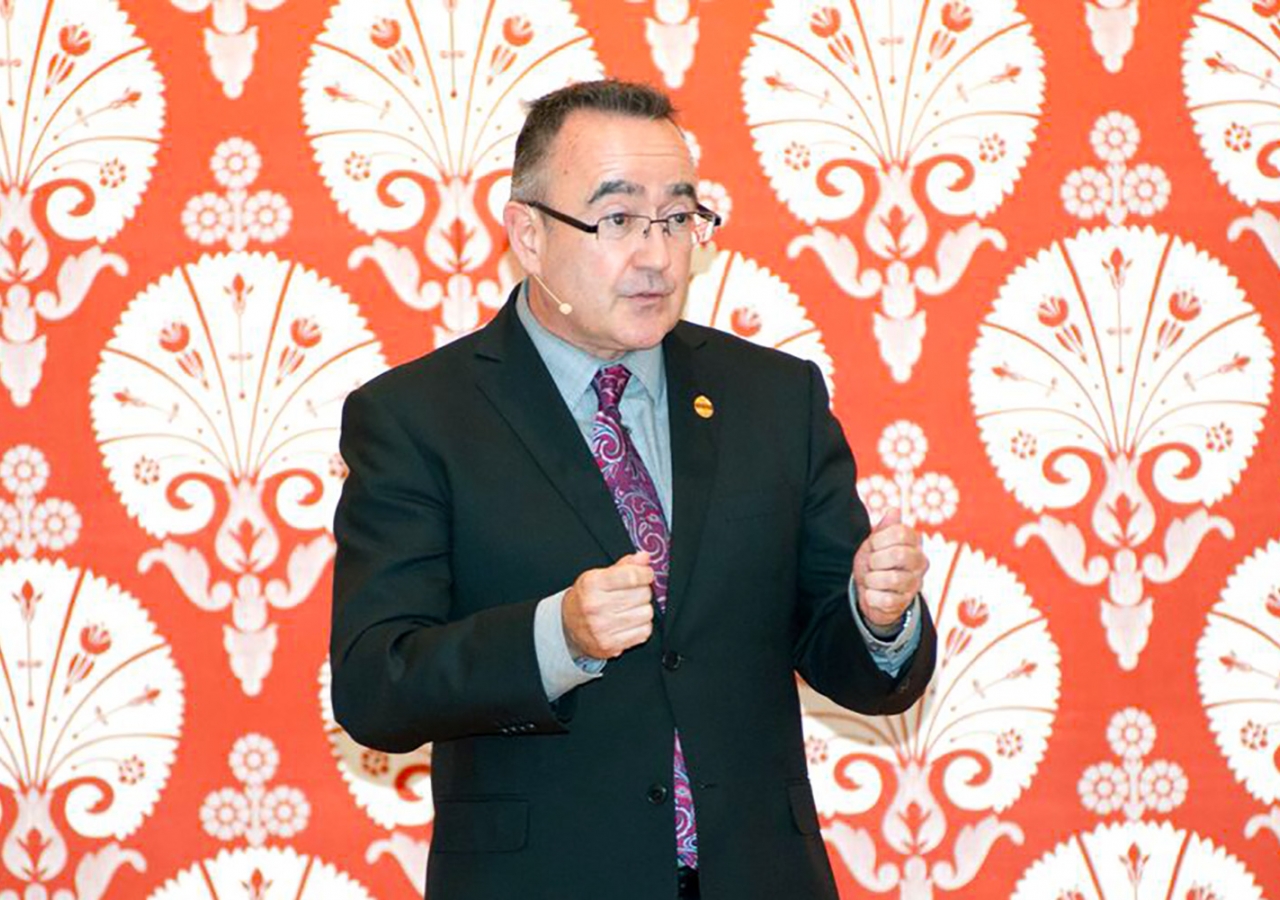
[662,651,683,671]
[647,784,669,805]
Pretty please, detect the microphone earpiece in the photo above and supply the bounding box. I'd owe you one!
[532,274,573,315]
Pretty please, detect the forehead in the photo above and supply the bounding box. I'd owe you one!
[545,110,696,203]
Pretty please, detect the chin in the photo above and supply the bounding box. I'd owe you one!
[621,314,679,351]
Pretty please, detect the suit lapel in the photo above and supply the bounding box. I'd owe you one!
[473,297,634,563]
[662,323,719,630]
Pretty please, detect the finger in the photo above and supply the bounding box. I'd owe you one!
[595,563,656,591]
[873,507,902,531]
[860,587,913,622]
[617,551,650,567]
[580,585,653,621]
[869,522,918,552]
[862,568,916,594]
[602,623,655,656]
[605,589,655,620]
[868,545,925,571]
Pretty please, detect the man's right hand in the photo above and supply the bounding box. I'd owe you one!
[562,551,656,660]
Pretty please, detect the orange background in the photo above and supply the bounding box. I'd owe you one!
[2,1,1278,897]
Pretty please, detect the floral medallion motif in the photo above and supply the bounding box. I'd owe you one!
[1078,708,1188,820]
[301,0,603,347]
[856,421,959,528]
[0,0,164,407]
[0,559,183,900]
[199,733,310,846]
[0,444,80,558]
[1010,821,1264,899]
[1185,0,1280,271]
[1197,538,1280,848]
[89,252,387,695]
[182,137,292,250]
[147,846,374,900]
[1061,112,1170,225]
[742,0,1045,381]
[970,225,1273,669]
[802,535,1060,897]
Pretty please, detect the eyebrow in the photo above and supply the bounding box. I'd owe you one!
[586,180,699,205]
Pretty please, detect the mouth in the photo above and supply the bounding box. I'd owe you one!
[624,291,670,303]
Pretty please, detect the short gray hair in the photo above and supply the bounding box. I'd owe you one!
[510,79,677,201]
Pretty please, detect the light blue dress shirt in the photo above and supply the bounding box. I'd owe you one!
[516,286,921,702]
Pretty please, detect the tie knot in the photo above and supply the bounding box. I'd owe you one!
[592,363,631,411]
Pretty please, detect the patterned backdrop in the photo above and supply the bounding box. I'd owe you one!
[1,0,1278,897]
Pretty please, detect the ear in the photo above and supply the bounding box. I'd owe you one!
[504,201,544,278]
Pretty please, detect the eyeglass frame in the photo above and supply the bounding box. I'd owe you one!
[522,199,722,243]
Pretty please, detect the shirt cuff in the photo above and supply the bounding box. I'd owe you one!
[534,590,606,703]
[848,578,923,680]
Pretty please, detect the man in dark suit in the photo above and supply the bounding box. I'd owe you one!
[330,80,935,900]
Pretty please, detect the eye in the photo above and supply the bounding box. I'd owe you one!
[603,212,630,228]
[668,211,692,226]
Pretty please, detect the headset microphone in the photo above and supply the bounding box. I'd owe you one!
[531,274,573,315]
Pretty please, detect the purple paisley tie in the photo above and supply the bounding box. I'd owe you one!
[590,363,698,869]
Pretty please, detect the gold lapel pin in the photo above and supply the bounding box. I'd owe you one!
[693,395,714,419]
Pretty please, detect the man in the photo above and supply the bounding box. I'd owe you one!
[331,80,935,900]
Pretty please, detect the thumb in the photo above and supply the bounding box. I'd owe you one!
[617,550,651,567]
[874,507,902,531]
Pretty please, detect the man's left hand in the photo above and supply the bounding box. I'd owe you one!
[853,507,928,630]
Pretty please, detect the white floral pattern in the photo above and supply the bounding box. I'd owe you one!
[0,445,81,558]
[1061,112,1171,225]
[1197,538,1280,848]
[625,0,703,88]
[857,421,959,528]
[682,249,835,394]
[0,0,165,407]
[199,733,310,847]
[1011,821,1264,900]
[807,535,1059,896]
[1185,1,1280,205]
[1086,0,1140,73]
[213,136,262,189]
[181,137,292,250]
[169,0,286,99]
[971,225,1273,669]
[743,0,1046,381]
[1185,1,1280,275]
[1078,708,1187,820]
[90,252,387,695]
[302,0,604,346]
[0,559,184,898]
[146,846,374,900]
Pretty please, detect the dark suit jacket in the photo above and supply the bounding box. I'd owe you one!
[330,294,936,900]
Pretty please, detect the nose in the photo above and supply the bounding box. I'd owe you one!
[630,221,673,271]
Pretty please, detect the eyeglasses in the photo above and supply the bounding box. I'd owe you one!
[525,200,721,244]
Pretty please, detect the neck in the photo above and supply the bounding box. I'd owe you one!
[525,278,626,361]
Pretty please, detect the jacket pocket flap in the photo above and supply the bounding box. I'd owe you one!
[433,798,529,852]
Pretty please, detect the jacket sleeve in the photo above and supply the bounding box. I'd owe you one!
[790,362,937,715]
[329,384,568,752]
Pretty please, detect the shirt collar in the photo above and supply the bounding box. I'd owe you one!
[515,279,665,407]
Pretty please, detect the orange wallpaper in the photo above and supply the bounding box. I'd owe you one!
[1,1,1278,897]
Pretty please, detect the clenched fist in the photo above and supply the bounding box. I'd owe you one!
[853,508,928,630]
[562,551,656,660]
